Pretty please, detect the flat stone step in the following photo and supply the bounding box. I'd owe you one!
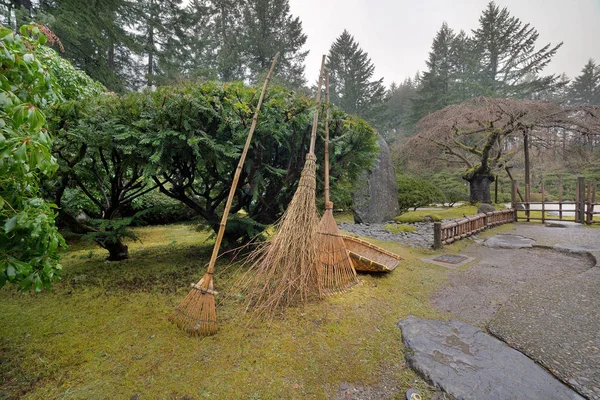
[398,316,584,400]
[483,234,535,249]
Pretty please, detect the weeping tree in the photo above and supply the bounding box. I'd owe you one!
[406,97,598,203]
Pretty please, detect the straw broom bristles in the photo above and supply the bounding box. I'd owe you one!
[316,71,359,294]
[236,154,321,316]
[316,202,359,294]
[169,278,217,336]
[168,54,279,336]
[235,56,328,318]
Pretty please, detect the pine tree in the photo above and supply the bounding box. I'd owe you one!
[377,77,417,141]
[569,59,600,105]
[326,30,385,119]
[130,0,187,87]
[41,0,140,92]
[240,0,308,87]
[411,23,456,122]
[472,1,563,98]
[208,0,245,81]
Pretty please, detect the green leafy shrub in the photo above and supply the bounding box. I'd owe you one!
[397,174,445,213]
[383,223,417,233]
[0,25,66,291]
[130,191,195,225]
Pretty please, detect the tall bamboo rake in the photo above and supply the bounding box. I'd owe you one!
[317,71,359,294]
[237,55,328,317]
[168,54,279,336]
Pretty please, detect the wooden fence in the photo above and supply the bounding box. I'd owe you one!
[511,178,599,225]
[433,209,515,249]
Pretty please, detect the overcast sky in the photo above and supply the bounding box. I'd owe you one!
[289,0,600,87]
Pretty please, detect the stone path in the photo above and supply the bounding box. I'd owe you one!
[430,223,600,400]
[338,222,434,248]
[398,316,584,400]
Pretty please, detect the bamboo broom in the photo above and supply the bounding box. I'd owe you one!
[237,55,327,316]
[169,53,279,336]
[317,70,359,294]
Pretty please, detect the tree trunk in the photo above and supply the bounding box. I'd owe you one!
[104,240,129,261]
[467,173,493,204]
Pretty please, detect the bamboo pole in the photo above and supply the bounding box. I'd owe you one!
[204,53,279,277]
[324,71,330,204]
[309,55,327,155]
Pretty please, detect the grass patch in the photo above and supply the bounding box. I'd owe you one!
[383,223,417,233]
[333,211,354,224]
[0,223,450,399]
[392,203,515,224]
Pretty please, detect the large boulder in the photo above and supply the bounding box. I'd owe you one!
[352,135,399,223]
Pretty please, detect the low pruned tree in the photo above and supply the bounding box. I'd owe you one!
[407,97,600,203]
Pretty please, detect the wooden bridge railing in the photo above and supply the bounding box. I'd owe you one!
[511,178,599,225]
[433,209,515,249]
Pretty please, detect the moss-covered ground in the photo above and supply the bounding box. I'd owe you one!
[0,222,474,400]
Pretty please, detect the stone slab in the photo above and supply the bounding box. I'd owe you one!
[420,255,475,269]
[483,234,535,249]
[397,316,584,400]
[554,243,600,253]
[545,221,583,228]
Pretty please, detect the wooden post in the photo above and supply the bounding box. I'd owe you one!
[494,174,498,204]
[593,185,597,224]
[526,183,531,222]
[586,182,592,225]
[577,177,585,223]
[541,182,545,223]
[433,222,442,250]
[558,181,563,221]
[524,132,531,190]
[511,180,518,222]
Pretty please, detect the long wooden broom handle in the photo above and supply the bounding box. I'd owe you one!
[308,54,327,155]
[324,70,330,205]
[205,53,279,275]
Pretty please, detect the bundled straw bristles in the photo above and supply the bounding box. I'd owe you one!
[169,277,217,336]
[236,154,321,316]
[316,202,359,294]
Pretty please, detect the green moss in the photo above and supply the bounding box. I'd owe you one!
[383,223,417,233]
[333,211,354,224]
[0,223,449,399]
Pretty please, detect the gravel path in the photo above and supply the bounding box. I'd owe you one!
[338,222,434,248]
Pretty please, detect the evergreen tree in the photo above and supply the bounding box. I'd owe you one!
[241,0,308,87]
[41,0,140,92]
[410,23,456,122]
[326,30,385,119]
[209,0,245,81]
[130,0,187,87]
[377,77,417,141]
[569,59,600,105]
[472,1,563,98]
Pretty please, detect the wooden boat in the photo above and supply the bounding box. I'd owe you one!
[341,235,404,272]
